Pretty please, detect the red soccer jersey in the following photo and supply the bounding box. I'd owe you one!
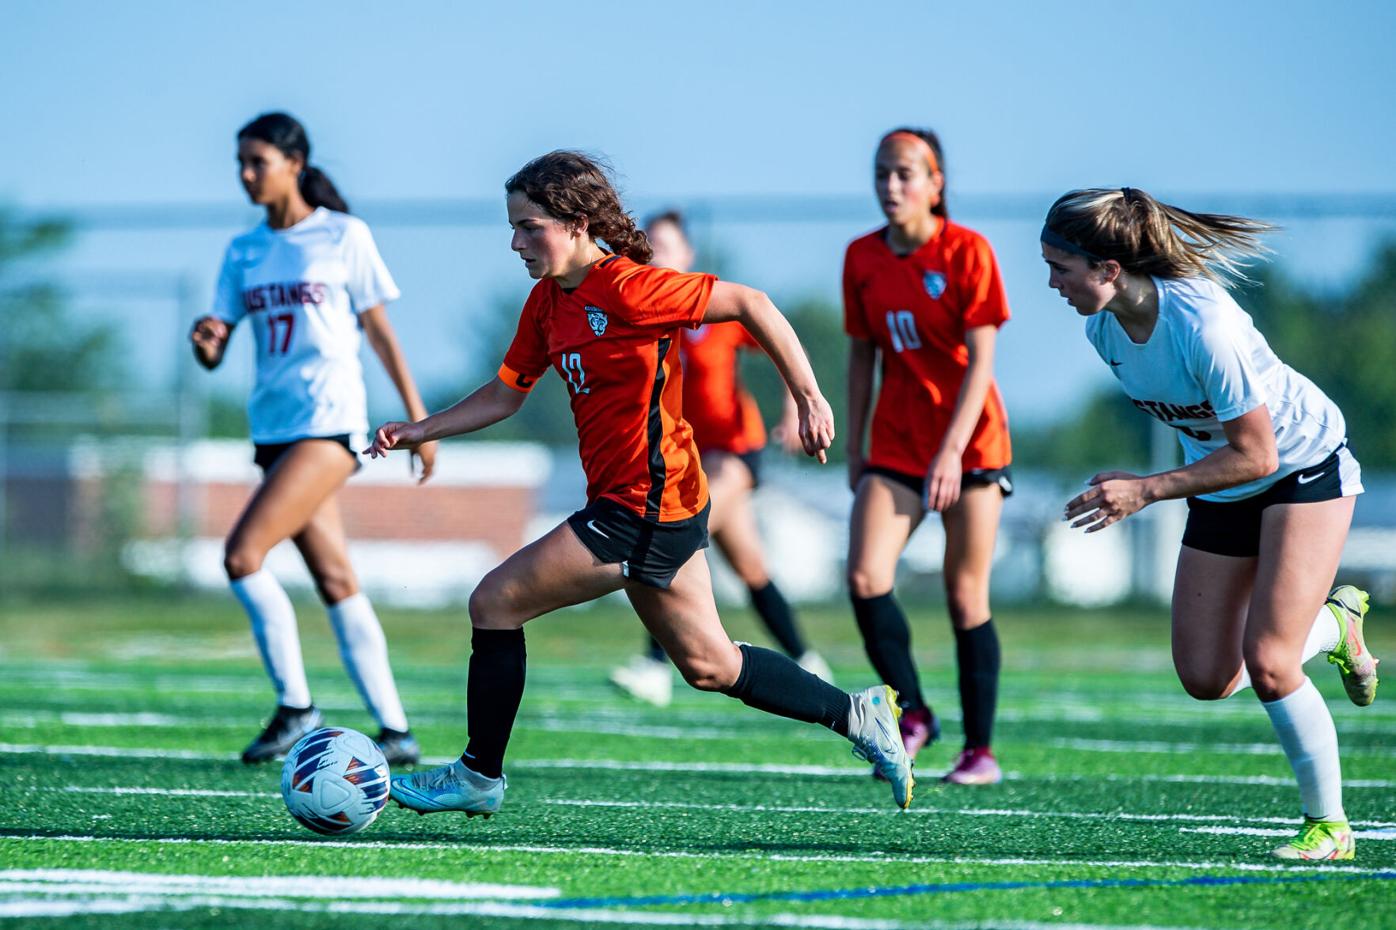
[680,322,767,455]
[843,221,1012,475]
[498,255,714,521]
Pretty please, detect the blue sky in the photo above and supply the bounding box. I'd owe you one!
[5,1,1395,423]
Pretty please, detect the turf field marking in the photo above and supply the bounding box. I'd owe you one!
[8,744,1396,789]
[1179,826,1396,840]
[58,786,264,798]
[1051,737,1396,757]
[2,835,1388,875]
[540,798,1396,829]
[0,869,557,900]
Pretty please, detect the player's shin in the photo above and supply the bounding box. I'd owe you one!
[463,627,527,778]
[328,593,409,733]
[721,643,851,734]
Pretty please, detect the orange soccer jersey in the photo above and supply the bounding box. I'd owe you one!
[680,322,767,455]
[843,221,1012,476]
[499,254,714,522]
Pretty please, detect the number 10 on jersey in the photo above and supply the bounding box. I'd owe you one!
[886,310,921,353]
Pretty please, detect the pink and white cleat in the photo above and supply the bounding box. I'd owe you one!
[943,747,1002,785]
[900,706,940,759]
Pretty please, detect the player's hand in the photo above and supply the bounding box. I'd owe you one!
[1063,470,1149,533]
[925,447,963,513]
[412,439,438,484]
[365,420,426,458]
[190,316,229,366]
[796,393,835,464]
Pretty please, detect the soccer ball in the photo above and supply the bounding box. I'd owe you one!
[280,727,391,835]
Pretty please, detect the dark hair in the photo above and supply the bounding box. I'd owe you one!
[644,209,688,239]
[237,112,349,214]
[505,151,652,263]
[879,127,948,219]
[1043,188,1274,286]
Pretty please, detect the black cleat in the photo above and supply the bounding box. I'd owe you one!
[374,728,421,767]
[240,704,323,764]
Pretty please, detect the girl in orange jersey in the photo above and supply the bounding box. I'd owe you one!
[608,210,831,707]
[844,128,1013,785]
[368,151,913,815]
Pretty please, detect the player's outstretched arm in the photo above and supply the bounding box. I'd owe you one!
[190,315,231,370]
[365,377,527,459]
[360,305,437,483]
[704,282,834,463]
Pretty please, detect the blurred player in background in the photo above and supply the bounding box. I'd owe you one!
[1043,187,1379,860]
[190,112,432,766]
[843,128,1014,785]
[608,210,831,707]
[370,150,914,817]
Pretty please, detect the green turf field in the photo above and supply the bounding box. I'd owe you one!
[2,592,1393,929]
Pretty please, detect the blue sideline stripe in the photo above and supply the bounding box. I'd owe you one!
[537,869,1396,910]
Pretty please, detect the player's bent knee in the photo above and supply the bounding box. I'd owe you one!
[674,651,741,692]
[223,545,263,580]
[1176,669,1232,701]
[315,572,357,605]
[847,567,892,600]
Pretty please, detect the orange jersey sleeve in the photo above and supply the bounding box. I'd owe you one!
[959,235,1011,331]
[608,262,716,330]
[498,288,551,392]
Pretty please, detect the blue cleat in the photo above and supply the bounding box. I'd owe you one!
[390,758,506,817]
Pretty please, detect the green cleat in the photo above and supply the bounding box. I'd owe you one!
[1325,585,1379,706]
[1272,817,1355,861]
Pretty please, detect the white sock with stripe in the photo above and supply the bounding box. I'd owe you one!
[327,592,409,733]
[1262,677,1345,822]
[230,569,311,709]
[1227,602,1340,695]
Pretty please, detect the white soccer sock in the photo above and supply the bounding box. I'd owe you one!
[1261,677,1345,822]
[1226,603,1339,697]
[230,569,311,709]
[1303,602,1341,662]
[327,592,409,733]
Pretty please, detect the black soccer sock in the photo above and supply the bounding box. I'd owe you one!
[645,635,666,662]
[851,592,927,711]
[748,581,807,658]
[955,619,1001,749]
[462,627,526,779]
[722,643,851,736]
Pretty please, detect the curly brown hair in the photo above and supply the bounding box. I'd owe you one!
[505,151,652,263]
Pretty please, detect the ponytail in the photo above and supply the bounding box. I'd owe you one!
[299,164,349,214]
[1043,187,1272,286]
[238,112,350,214]
[505,150,653,263]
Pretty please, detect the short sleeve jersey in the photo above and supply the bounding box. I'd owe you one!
[1086,276,1349,502]
[680,322,767,456]
[842,221,1012,475]
[212,207,399,447]
[498,255,716,522]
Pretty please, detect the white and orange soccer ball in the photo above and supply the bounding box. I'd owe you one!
[280,727,391,835]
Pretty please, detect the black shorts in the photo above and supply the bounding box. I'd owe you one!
[1182,446,1359,558]
[863,464,1015,500]
[567,498,711,589]
[254,434,359,473]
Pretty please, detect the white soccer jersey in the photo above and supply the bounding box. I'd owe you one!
[1085,276,1355,502]
[212,208,399,447]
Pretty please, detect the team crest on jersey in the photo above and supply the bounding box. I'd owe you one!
[923,271,947,300]
[585,305,608,337]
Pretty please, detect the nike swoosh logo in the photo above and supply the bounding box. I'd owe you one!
[1297,471,1326,484]
[1108,360,1123,367]
[586,519,610,539]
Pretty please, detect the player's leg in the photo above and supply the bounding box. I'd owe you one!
[629,551,913,808]
[391,520,625,815]
[706,452,828,678]
[939,482,1004,784]
[292,494,416,764]
[225,440,356,762]
[1248,497,1358,859]
[847,471,935,751]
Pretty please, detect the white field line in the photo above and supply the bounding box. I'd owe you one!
[37,786,1396,831]
[539,798,1396,830]
[1180,826,1396,840]
[1050,737,1396,758]
[6,744,1395,789]
[1,834,1387,875]
[0,891,1227,929]
[0,869,556,900]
